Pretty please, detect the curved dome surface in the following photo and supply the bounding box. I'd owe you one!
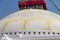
[0,9,60,32]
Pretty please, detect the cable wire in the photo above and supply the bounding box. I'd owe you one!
[49,0,60,12]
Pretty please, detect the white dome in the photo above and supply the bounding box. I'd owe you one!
[0,9,60,32]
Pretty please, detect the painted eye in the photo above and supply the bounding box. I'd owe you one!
[24,6,26,9]
[33,6,35,8]
[36,5,38,8]
[27,6,30,9]
[33,5,38,9]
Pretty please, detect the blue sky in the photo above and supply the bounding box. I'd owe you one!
[0,0,60,19]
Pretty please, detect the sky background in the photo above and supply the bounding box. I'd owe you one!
[0,0,60,19]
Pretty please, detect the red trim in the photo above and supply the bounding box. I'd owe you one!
[18,0,47,10]
[18,1,45,6]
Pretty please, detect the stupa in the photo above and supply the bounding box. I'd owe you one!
[0,0,60,40]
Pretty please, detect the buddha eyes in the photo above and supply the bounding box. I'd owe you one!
[36,5,38,8]
[20,5,44,10]
[24,6,30,9]
[32,5,38,9]
[24,6,26,9]
[24,5,39,9]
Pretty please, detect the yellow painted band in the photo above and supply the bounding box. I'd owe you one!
[2,17,50,32]
[23,17,43,30]
[46,19,51,30]
[2,18,23,32]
